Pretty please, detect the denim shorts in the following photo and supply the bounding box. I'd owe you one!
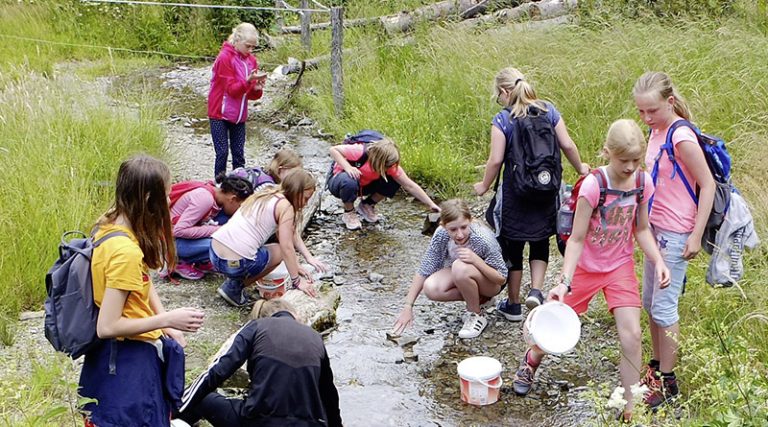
[209,246,270,281]
[642,226,690,328]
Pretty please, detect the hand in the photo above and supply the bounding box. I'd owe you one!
[297,278,318,298]
[392,306,414,335]
[682,233,702,260]
[473,181,489,196]
[163,328,187,348]
[344,166,362,180]
[656,262,671,289]
[547,283,569,302]
[456,248,481,266]
[306,256,329,273]
[430,203,441,213]
[298,265,314,283]
[165,307,205,333]
[253,81,265,91]
[579,163,590,176]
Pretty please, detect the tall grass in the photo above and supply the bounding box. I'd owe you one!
[0,68,168,315]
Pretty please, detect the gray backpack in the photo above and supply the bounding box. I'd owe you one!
[44,230,127,359]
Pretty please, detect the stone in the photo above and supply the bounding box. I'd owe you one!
[368,272,384,283]
[333,276,346,286]
[403,351,418,362]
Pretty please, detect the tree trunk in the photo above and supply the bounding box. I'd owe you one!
[380,0,486,34]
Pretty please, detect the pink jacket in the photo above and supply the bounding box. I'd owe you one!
[171,187,221,239]
[207,42,263,124]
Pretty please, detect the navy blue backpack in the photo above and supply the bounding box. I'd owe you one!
[325,129,386,188]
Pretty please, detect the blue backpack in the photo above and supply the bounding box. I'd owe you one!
[44,230,128,359]
[650,119,734,252]
[325,129,386,188]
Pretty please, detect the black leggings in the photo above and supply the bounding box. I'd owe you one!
[497,237,550,271]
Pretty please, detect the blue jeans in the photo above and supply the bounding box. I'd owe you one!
[210,119,246,177]
[209,246,270,283]
[175,238,212,264]
[642,226,690,328]
[328,172,401,204]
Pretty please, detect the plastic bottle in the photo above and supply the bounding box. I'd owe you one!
[556,188,574,236]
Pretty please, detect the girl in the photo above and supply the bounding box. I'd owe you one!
[80,154,205,426]
[633,71,715,409]
[210,169,320,307]
[511,120,670,421]
[328,137,440,230]
[177,299,342,427]
[473,67,590,320]
[208,22,265,177]
[392,199,507,339]
[170,175,253,280]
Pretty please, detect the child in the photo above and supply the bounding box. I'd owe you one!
[79,154,205,427]
[473,67,590,320]
[176,299,342,427]
[208,22,265,177]
[392,199,507,339]
[328,137,440,230]
[210,169,320,307]
[511,120,670,422]
[226,148,303,191]
[633,71,715,409]
[170,175,253,280]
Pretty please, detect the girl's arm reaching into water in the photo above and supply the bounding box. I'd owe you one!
[276,199,317,297]
[293,230,329,274]
[392,274,427,335]
[393,171,440,212]
[473,126,506,196]
[554,119,590,176]
[550,197,592,302]
[633,200,671,289]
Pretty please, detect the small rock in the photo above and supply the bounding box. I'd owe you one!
[19,311,44,321]
[297,117,313,126]
[403,351,418,362]
[368,272,384,283]
[333,276,345,285]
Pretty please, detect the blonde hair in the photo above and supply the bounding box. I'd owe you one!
[266,149,302,183]
[240,168,316,225]
[493,67,548,118]
[632,71,692,121]
[227,22,259,45]
[603,119,647,160]
[249,299,296,320]
[366,138,400,180]
[439,199,471,225]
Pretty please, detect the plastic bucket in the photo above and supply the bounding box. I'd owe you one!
[257,262,289,300]
[523,302,581,355]
[456,356,503,406]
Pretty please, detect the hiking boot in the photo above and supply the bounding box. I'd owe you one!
[640,362,659,388]
[496,298,523,322]
[341,211,362,230]
[194,261,216,274]
[458,311,488,339]
[644,374,679,410]
[512,351,538,396]
[217,278,253,307]
[356,202,380,223]
[175,262,204,280]
[525,288,545,310]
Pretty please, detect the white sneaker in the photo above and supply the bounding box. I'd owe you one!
[458,312,488,339]
[356,202,380,223]
[341,211,362,230]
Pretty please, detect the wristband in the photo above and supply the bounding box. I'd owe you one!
[561,276,572,294]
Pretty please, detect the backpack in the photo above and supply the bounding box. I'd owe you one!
[557,168,645,244]
[228,166,275,192]
[169,181,217,208]
[44,230,128,359]
[325,129,386,189]
[650,119,734,253]
[505,106,562,200]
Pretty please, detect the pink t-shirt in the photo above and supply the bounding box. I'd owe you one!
[332,144,404,187]
[645,123,699,233]
[171,187,221,239]
[577,168,654,273]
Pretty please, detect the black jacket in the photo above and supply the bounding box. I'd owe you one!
[180,311,342,426]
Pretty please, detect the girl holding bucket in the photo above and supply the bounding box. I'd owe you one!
[512,120,670,421]
[393,199,507,339]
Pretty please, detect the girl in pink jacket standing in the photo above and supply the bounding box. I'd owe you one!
[208,22,266,177]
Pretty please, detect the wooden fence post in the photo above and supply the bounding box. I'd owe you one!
[330,6,344,116]
[300,0,312,52]
[274,0,284,28]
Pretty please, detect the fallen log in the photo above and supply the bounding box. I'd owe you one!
[457,0,576,28]
[380,0,485,34]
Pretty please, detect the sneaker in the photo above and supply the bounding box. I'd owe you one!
[525,288,545,310]
[458,311,488,339]
[644,374,679,410]
[194,261,216,274]
[175,262,204,280]
[356,202,380,223]
[512,350,538,396]
[496,298,523,322]
[640,362,659,388]
[217,278,252,307]
[341,211,362,230]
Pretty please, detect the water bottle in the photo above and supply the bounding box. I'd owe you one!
[556,188,574,236]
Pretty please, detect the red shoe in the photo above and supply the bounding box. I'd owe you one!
[195,261,216,274]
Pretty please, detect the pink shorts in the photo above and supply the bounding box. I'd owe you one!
[564,261,640,315]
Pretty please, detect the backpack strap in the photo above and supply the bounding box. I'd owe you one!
[649,119,699,213]
[93,231,130,247]
[350,144,368,168]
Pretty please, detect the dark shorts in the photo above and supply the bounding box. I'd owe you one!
[497,236,550,271]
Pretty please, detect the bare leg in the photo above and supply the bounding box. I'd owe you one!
[369,193,386,203]
[529,260,547,291]
[614,307,643,415]
[648,315,661,362]
[658,323,680,373]
[422,269,463,302]
[506,270,522,304]
[451,260,502,313]
[243,244,283,286]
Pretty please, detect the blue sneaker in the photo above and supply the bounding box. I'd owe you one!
[525,288,545,310]
[217,278,252,307]
[496,298,523,322]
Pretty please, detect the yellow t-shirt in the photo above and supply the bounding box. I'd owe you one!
[91,224,162,341]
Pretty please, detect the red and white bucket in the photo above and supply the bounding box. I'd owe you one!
[257,262,289,300]
[457,356,503,406]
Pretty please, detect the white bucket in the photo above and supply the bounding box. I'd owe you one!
[456,356,503,406]
[523,302,581,355]
[257,262,289,300]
